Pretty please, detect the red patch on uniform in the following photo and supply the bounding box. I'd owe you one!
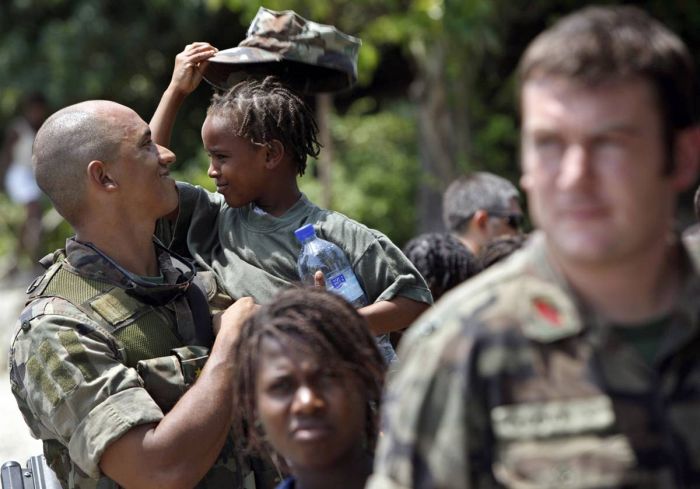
[533,297,561,326]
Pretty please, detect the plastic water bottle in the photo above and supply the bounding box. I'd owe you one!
[294,224,368,307]
[294,223,399,366]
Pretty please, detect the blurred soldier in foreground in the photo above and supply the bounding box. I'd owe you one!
[369,6,700,488]
[442,172,523,256]
[9,100,261,488]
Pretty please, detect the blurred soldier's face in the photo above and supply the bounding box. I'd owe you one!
[520,76,680,267]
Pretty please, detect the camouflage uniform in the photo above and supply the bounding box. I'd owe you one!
[368,232,700,489]
[203,7,361,94]
[9,238,258,489]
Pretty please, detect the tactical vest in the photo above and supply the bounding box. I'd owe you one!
[27,251,207,371]
[22,251,269,489]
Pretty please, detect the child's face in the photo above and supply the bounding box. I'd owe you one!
[202,114,269,208]
[255,337,367,472]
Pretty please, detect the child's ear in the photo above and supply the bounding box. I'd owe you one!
[87,160,118,192]
[264,140,285,169]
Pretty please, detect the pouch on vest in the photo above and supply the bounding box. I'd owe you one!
[196,270,234,315]
[136,345,209,413]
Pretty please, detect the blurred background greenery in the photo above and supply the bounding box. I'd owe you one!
[0,0,698,263]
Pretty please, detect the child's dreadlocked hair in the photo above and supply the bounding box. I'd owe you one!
[231,287,385,456]
[207,76,321,176]
[403,232,481,301]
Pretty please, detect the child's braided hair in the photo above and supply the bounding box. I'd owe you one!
[207,76,321,176]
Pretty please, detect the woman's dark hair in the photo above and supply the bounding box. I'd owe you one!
[403,232,481,300]
[231,287,385,456]
[479,234,528,270]
[207,76,320,176]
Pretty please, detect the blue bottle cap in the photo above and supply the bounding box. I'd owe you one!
[294,223,317,242]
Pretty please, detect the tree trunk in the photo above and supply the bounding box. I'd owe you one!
[316,93,334,209]
[411,39,463,233]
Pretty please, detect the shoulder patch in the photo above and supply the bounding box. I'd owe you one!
[518,279,582,342]
[90,288,146,324]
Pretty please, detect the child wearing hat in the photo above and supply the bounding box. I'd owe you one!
[151,32,431,363]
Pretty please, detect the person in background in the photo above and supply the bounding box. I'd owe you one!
[403,232,481,302]
[231,287,385,489]
[442,172,524,256]
[0,92,49,276]
[369,5,700,488]
[10,100,267,489]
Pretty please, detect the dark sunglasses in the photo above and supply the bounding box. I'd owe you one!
[486,209,525,231]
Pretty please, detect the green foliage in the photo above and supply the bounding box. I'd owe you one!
[0,195,72,265]
[0,0,247,166]
[0,195,24,258]
[301,102,420,246]
[0,0,698,257]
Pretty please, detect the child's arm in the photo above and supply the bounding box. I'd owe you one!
[360,297,429,335]
[313,271,428,334]
[151,43,218,148]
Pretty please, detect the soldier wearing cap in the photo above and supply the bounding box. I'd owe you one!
[369,6,700,488]
[9,100,266,488]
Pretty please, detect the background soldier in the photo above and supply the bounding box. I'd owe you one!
[369,5,700,488]
[442,172,523,256]
[10,100,264,488]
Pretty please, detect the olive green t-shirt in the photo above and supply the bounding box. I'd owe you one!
[156,182,432,309]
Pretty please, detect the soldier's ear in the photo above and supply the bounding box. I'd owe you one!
[672,125,700,191]
[472,210,489,230]
[87,160,118,191]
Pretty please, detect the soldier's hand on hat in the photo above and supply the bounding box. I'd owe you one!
[169,42,218,95]
[213,296,259,339]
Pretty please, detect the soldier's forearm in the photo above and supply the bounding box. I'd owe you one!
[99,325,240,489]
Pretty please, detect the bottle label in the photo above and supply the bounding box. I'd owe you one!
[326,267,366,304]
[329,273,346,289]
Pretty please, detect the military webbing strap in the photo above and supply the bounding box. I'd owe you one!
[30,261,184,368]
[184,274,215,348]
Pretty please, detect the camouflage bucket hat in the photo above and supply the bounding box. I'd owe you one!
[203,7,361,94]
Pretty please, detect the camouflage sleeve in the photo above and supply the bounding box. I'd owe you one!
[9,298,164,479]
[368,314,495,489]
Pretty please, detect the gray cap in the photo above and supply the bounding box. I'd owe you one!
[203,7,361,94]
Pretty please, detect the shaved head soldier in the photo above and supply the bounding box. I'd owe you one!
[10,100,262,488]
[369,6,700,488]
